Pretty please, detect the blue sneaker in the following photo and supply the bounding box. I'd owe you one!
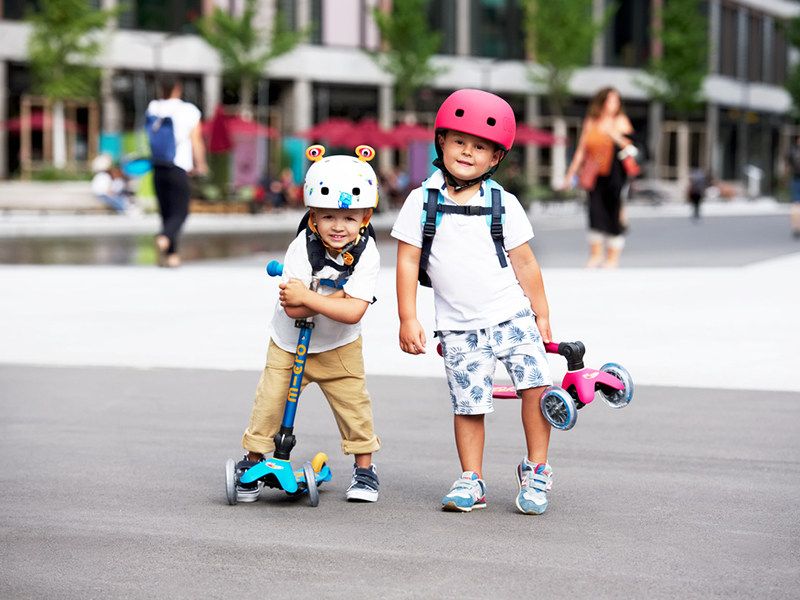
[442,472,486,512]
[515,460,552,515]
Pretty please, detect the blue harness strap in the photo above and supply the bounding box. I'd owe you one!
[418,180,507,288]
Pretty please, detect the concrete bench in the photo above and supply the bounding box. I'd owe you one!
[0,181,115,214]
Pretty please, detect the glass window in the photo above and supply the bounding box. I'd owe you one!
[748,13,762,82]
[310,0,323,44]
[772,26,786,86]
[2,0,39,20]
[118,0,202,33]
[605,0,651,68]
[428,0,457,55]
[470,0,525,59]
[719,4,737,77]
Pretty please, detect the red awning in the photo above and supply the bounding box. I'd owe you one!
[1,113,85,134]
[514,124,562,146]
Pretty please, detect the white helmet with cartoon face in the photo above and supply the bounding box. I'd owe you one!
[303,145,379,210]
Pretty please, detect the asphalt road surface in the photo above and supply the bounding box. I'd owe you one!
[1,206,799,598]
[1,366,798,599]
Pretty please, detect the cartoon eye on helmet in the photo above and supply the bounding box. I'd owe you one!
[434,89,516,162]
[306,145,325,162]
[303,145,379,210]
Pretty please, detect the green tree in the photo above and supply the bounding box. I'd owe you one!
[196,0,303,118]
[782,16,800,116]
[521,0,613,116]
[26,0,120,168]
[639,0,708,116]
[370,0,444,114]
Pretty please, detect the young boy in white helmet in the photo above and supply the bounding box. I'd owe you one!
[392,89,556,515]
[237,145,382,503]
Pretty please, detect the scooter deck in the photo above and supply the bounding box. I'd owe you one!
[241,458,332,494]
[492,385,518,399]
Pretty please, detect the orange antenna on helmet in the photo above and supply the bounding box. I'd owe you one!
[355,145,376,162]
[306,145,326,162]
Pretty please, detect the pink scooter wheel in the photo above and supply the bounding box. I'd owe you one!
[598,363,634,408]
[540,386,577,430]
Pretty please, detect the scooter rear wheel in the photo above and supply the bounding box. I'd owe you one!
[225,458,237,505]
[303,461,319,507]
[598,363,634,408]
[541,386,577,430]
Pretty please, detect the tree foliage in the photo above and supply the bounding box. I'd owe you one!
[522,0,613,116]
[370,0,444,113]
[196,0,303,108]
[26,0,119,99]
[640,0,708,116]
[782,16,800,116]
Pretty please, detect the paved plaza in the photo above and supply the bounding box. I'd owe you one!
[1,201,799,598]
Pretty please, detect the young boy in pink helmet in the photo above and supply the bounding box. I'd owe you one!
[392,89,556,514]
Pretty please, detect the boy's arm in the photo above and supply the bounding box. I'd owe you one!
[281,282,368,324]
[396,241,426,354]
[508,243,552,344]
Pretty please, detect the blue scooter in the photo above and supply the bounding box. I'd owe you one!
[225,261,332,506]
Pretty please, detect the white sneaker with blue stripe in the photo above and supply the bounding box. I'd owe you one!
[442,471,486,512]
[515,459,552,515]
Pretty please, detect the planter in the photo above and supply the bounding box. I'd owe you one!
[190,200,251,214]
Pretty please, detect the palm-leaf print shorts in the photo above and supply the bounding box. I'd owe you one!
[438,309,552,415]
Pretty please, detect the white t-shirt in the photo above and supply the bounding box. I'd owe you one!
[391,171,535,331]
[91,172,112,196]
[91,172,126,197]
[145,98,202,173]
[270,231,380,354]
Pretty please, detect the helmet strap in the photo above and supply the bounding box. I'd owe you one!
[432,158,497,192]
[307,208,373,259]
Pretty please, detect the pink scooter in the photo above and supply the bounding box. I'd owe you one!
[492,341,633,431]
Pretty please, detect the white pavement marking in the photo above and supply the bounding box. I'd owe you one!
[2,256,798,391]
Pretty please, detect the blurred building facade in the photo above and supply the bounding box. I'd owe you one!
[0,0,799,193]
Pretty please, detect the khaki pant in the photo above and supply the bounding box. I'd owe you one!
[242,337,380,456]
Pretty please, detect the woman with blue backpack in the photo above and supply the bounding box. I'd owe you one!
[146,75,208,268]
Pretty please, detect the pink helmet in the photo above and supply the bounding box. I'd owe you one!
[434,89,516,159]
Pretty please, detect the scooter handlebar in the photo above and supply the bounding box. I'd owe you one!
[267,261,284,277]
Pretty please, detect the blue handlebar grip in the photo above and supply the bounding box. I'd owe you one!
[267,261,284,277]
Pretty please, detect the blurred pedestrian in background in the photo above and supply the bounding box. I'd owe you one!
[687,168,709,222]
[787,136,800,239]
[146,74,207,268]
[563,87,636,268]
[90,154,142,216]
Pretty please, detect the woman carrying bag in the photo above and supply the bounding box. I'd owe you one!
[146,75,208,268]
[563,87,638,269]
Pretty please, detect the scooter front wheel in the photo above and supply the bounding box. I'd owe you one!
[225,458,237,505]
[598,363,634,408]
[541,386,577,431]
[303,461,319,507]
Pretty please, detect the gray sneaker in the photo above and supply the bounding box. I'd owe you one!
[345,464,379,502]
[235,455,263,503]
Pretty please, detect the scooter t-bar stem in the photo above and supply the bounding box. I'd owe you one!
[545,341,586,371]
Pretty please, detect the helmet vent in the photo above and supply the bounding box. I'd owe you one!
[352,187,360,196]
[455,109,464,117]
[321,187,329,195]
[487,117,496,126]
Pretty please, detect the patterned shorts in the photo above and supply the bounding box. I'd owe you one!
[438,309,553,415]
